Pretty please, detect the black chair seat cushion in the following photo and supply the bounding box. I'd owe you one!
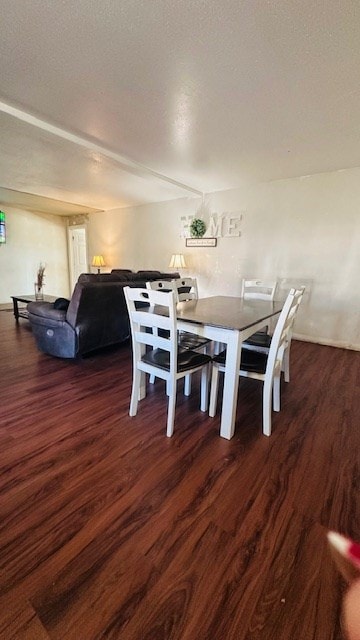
[142,348,211,373]
[213,348,268,374]
[243,332,272,348]
[178,332,211,350]
[157,330,211,351]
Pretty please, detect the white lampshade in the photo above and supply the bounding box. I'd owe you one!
[92,255,106,268]
[169,254,187,269]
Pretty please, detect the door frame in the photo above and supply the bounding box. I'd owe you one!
[68,224,89,292]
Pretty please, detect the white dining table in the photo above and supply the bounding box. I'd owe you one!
[175,295,283,440]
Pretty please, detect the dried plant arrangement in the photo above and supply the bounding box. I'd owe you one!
[36,263,46,288]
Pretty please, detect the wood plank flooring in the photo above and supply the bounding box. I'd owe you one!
[0,310,359,639]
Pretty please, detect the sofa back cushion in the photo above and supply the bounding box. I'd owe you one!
[134,270,180,281]
[78,273,123,283]
[110,268,134,274]
[77,270,180,285]
[110,269,137,281]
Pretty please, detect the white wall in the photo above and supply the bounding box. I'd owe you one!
[3,166,358,349]
[87,207,138,272]
[0,206,70,303]
[88,167,360,351]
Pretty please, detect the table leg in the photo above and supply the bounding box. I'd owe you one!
[12,298,20,322]
[219,329,242,440]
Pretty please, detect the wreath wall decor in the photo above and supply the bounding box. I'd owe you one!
[190,218,206,238]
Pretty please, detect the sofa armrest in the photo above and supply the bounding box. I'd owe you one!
[27,301,67,323]
[27,302,77,358]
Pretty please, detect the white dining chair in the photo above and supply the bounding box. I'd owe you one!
[209,287,304,436]
[124,286,211,437]
[213,278,278,357]
[174,277,212,395]
[147,278,211,394]
[241,278,278,337]
[241,279,277,301]
[175,277,199,301]
[146,280,177,387]
[242,285,305,382]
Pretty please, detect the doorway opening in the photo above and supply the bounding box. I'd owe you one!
[68,226,88,293]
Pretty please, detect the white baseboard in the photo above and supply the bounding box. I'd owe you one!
[294,333,360,352]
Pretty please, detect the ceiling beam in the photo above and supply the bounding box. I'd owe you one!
[0,100,204,198]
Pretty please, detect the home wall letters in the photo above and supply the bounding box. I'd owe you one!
[181,212,243,238]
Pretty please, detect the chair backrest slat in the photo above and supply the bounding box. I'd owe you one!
[265,287,304,375]
[131,308,172,332]
[133,331,171,351]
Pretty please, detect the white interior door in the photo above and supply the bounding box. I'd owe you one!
[68,227,88,292]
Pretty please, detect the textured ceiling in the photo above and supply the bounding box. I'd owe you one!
[1,0,360,212]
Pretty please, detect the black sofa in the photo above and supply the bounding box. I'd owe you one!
[27,270,179,358]
[77,269,177,284]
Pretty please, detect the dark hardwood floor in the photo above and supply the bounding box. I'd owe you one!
[0,310,359,639]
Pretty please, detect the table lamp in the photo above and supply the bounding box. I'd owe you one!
[169,254,187,274]
[92,255,106,274]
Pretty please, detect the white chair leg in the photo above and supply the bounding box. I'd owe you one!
[184,374,192,396]
[149,373,156,384]
[130,367,141,416]
[273,374,281,412]
[167,388,177,437]
[283,346,290,382]
[209,365,220,417]
[262,379,272,436]
[200,364,209,412]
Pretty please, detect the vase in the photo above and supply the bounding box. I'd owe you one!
[34,283,44,300]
